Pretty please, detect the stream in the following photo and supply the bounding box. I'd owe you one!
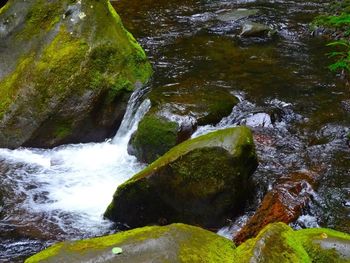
[1,0,350,261]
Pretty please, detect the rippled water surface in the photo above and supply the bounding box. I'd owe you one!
[0,0,349,261]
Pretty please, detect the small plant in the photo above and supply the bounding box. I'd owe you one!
[327,39,350,73]
[313,1,350,77]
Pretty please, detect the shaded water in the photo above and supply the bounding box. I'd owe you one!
[0,0,349,261]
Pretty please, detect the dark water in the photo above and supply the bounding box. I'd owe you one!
[112,0,350,232]
[0,0,349,261]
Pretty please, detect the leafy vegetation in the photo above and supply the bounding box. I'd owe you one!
[313,1,350,77]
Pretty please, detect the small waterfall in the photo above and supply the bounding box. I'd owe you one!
[0,86,150,241]
[113,84,150,140]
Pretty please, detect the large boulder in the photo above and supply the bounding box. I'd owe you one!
[105,126,258,229]
[25,223,236,263]
[0,0,152,148]
[234,222,350,262]
[128,82,239,163]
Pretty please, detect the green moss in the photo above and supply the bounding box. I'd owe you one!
[20,0,63,39]
[25,243,64,263]
[130,115,179,163]
[0,54,34,118]
[176,224,236,262]
[35,27,87,94]
[170,147,238,197]
[0,25,87,116]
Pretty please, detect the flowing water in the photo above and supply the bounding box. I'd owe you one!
[1,0,350,261]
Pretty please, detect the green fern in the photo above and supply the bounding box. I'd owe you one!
[326,40,350,72]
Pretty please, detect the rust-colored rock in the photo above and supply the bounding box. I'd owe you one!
[233,170,319,245]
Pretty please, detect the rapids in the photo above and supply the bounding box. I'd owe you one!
[1,0,350,261]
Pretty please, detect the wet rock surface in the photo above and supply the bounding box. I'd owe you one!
[105,127,258,229]
[234,170,320,244]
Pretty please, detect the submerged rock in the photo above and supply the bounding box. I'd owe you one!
[0,0,152,148]
[240,21,272,37]
[129,83,239,163]
[105,127,258,229]
[234,170,319,244]
[234,222,350,262]
[25,223,236,263]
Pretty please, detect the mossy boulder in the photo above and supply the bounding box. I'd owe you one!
[25,223,236,263]
[105,126,258,229]
[234,222,350,263]
[0,0,152,148]
[129,82,239,163]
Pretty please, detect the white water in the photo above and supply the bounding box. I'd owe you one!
[0,87,150,236]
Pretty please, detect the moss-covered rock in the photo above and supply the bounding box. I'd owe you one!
[0,0,152,148]
[234,222,350,263]
[105,126,258,229]
[25,223,236,263]
[129,82,239,163]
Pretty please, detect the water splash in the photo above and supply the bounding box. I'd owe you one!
[0,86,150,242]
